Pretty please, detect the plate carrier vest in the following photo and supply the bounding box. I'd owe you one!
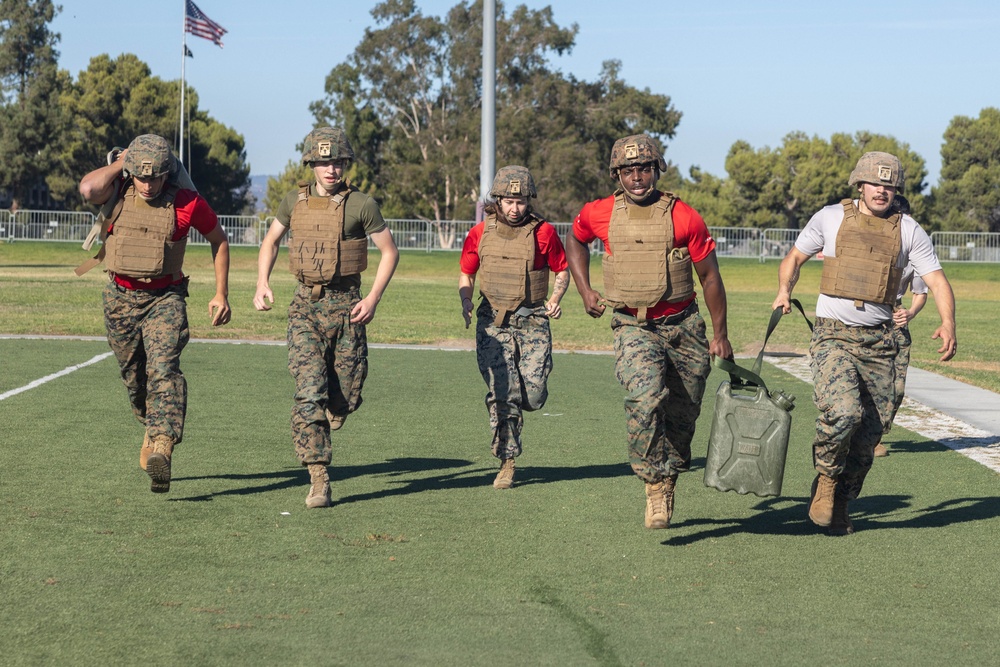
[477,213,549,327]
[819,199,903,308]
[602,190,695,322]
[75,181,185,281]
[288,181,368,300]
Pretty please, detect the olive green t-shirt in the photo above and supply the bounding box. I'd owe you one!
[275,183,387,236]
[276,183,388,288]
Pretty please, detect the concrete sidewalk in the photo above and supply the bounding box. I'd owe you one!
[765,354,1000,473]
[903,367,1000,438]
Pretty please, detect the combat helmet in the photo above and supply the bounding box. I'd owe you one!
[609,134,667,177]
[489,165,536,199]
[302,127,355,165]
[123,134,175,179]
[848,151,904,193]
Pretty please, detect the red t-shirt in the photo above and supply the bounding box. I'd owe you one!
[460,219,569,275]
[109,188,219,290]
[572,192,716,319]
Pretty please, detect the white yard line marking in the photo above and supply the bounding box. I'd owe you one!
[0,352,114,402]
[766,355,1000,474]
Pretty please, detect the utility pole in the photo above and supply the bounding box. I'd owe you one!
[476,0,496,224]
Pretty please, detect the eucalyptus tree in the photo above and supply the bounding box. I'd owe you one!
[310,0,682,227]
[930,107,1000,232]
[0,0,68,207]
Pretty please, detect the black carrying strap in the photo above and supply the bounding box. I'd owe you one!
[712,299,813,392]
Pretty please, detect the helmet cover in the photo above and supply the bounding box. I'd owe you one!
[302,126,355,165]
[609,134,667,176]
[489,165,537,199]
[848,151,904,192]
[123,134,174,179]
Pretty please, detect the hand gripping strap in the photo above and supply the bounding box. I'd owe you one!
[711,299,813,391]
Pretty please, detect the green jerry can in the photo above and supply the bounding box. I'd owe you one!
[704,303,812,497]
[704,370,796,497]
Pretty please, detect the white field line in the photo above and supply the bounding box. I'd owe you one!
[0,351,114,401]
[766,355,1000,474]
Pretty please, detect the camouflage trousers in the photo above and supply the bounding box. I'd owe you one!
[287,284,368,465]
[886,324,912,430]
[475,300,553,459]
[102,280,190,445]
[611,303,710,483]
[809,317,897,499]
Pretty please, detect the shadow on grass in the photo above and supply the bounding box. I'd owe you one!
[168,456,635,504]
[881,438,950,454]
[885,435,1000,454]
[334,461,633,505]
[855,494,1000,529]
[169,457,474,502]
[168,469,304,502]
[662,491,1000,545]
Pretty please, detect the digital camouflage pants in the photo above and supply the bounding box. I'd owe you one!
[611,305,710,484]
[287,285,368,466]
[475,300,553,459]
[809,317,897,500]
[886,323,912,430]
[102,280,190,445]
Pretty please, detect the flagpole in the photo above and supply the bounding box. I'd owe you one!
[180,0,187,166]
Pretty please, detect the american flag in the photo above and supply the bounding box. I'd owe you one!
[184,0,227,48]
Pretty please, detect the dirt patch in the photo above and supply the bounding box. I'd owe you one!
[935,360,1000,373]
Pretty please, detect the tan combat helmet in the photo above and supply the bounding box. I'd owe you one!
[489,165,537,199]
[609,133,667,177]
[848,151,905,193]
[123,134,175,179]
[302,126,355,165]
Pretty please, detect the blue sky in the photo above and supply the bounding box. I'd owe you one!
[51,1,999,188]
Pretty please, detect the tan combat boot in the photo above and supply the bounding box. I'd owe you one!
[306,463,332,508]
[663,476,676,524]
[873,442,889,458]
[808,473,837,527]
[828,492,855,536]
[324,409,347,431]
[139,432,154,471]
[493,458,516,489]
[146,435,174,494]
[644,480,671,529]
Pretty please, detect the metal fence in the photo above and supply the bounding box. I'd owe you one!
[187,215,270,246]
[710,226,760,259]
[4,210,97,243]
[929,232,1000,263]
[5,208,1000,263]
[761,228,807,262]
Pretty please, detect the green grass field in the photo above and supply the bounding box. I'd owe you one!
[2,242,1000,665]
[2,240,997,391]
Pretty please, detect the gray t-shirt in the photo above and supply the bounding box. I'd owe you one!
[795,201,941,326]
[898,263,929,300]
